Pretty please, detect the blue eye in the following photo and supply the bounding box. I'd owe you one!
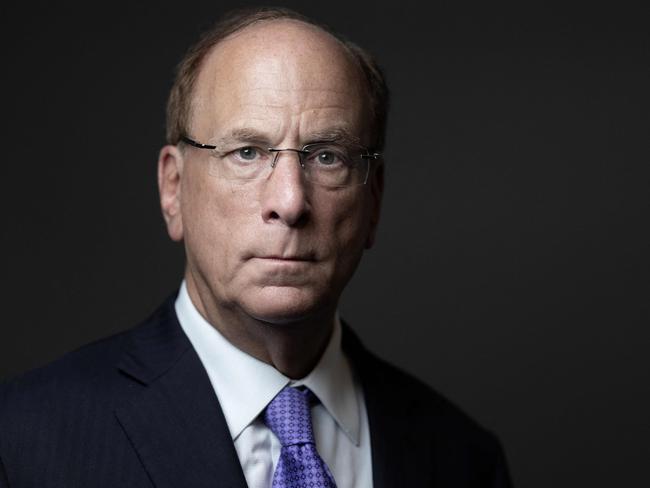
[316,151,337,165]
[238,147,258,160]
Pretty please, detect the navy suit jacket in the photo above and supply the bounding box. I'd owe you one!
[0,294,512,487]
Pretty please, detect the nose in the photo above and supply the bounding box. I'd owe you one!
[260,150,310,227]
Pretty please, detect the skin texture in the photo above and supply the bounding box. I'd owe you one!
[157,20,383,378]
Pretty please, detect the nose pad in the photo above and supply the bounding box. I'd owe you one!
[269,148,307,171]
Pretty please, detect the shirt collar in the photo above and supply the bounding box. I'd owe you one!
[174,281,360,446]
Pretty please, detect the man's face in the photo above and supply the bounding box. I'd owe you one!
[160,20,382,324]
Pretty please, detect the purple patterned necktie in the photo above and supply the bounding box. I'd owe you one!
[263,386,337,488]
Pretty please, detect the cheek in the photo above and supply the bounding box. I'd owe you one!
[181,172,260,271]
[313,190,372,258]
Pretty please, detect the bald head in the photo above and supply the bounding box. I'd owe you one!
[188,20,370,146]
[166,7,388,150]
[200,18,366,94]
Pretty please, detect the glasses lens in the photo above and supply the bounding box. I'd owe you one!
[302,144,369,187]
[200,142,372,187]
[207,146,273,180]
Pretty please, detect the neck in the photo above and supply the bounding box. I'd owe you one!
[185,273,335,379]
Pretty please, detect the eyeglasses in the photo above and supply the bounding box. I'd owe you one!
[181,136,381,188]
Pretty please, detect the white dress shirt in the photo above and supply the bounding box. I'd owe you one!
[175,281,373,488]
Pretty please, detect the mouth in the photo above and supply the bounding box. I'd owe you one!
[256,255,315,262]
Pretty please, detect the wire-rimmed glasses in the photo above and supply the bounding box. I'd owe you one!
[181,135,381,188]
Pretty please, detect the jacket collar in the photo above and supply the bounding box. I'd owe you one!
[116,293,190,385]
[342,323,427,488]
[115,293,248,488]
[115,295,419,488]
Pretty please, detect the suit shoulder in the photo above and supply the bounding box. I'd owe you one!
[0,328,131,417]
[0,293,180,393]
[359,348,503,449]
[0,294,179,417]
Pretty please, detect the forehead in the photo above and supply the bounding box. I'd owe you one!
[189,20,369,142]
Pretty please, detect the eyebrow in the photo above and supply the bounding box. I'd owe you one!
[303,127,362,147]
[211,126,362,150]
[211,128,271,150]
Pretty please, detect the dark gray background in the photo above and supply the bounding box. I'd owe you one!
[1,1,648,486]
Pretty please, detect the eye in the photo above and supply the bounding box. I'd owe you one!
[316,151,338,165]
[306,145,349,167]
[237,147,258,161]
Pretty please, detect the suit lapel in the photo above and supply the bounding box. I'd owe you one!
[114,296,248,488]
[113,299,425,487]
[342,324,427,488]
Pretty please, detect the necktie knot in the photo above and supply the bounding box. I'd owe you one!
[264,386,315,446]
[263,385,337,487]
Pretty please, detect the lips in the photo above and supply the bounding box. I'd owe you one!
[257,255,315,261]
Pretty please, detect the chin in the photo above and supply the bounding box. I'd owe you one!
[239,285,331,325]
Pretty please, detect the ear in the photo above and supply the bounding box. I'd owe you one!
[365,161,384,249]
[158,144,184,242]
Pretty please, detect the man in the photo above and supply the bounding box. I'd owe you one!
[0,7,512,488]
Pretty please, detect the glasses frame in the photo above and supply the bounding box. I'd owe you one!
[180,135,381,186]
